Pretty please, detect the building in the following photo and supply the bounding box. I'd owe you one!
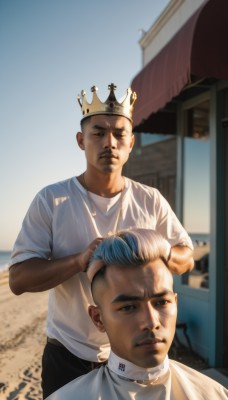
[125,0,228,367]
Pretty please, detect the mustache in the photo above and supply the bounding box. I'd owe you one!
[98,149,118,158]
[133,332,164,347]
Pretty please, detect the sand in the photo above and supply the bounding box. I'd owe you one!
[0,271,48,400]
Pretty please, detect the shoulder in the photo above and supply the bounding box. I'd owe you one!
[47,367,106,400]
[125,177,171,211]
[39,177,76,195]
[26,177,78,214]
[34,177,79,203]
[125,177,161,196]
[170,360,228,398]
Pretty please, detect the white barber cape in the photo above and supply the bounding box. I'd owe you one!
[47,353,228,400]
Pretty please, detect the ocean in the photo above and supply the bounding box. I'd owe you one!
[0,251,12,272]
[0,233,209,273]
[189,233,210,246]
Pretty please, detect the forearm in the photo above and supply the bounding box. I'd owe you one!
[9,237,103,295]
[167,245,194,275]
[9,254,84,295]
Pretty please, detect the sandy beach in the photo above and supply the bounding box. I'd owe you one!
[0,271,48,400]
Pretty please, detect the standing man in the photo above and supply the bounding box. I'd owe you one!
[9,83,194,398]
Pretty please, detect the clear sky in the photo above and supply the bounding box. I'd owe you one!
[0,0,170,250]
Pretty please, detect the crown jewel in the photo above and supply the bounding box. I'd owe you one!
[77,83,137,122]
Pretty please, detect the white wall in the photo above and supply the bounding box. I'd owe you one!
[140,0,205,66]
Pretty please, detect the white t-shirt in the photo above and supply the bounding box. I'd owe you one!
[46,359,228,400]
[10,177,193,361]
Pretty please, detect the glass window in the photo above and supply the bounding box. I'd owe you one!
[140,133,173,146]
[182,100,210,289]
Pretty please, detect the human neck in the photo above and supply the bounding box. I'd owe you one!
[108,351,169,383]
[78,171,125,197]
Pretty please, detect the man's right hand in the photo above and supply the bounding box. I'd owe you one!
[77,237,103,272]
[9,237,104,295]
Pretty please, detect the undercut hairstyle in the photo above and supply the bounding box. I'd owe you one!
[89,228,170,297]
[80,116,91,131]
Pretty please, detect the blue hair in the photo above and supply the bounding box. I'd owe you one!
[90,228,169,275]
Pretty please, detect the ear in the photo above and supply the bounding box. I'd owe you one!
[174,293,178,305]
[129,134,135,152]
[76,131,85,150]
[88,305,106,333]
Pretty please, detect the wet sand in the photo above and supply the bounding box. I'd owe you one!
[0,271,48,400]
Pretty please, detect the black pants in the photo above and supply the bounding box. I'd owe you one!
[41,341,103,399]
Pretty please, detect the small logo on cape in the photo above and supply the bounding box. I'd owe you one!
[118,363,125,372]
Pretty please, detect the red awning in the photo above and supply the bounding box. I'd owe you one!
[131,0,228,132]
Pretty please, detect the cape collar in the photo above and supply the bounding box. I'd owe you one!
[108,351,169,383]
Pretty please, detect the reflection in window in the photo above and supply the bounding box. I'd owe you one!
[182,100,210,289]
[140,133,173,146]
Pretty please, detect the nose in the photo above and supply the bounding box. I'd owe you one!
[103,132,117,149]
[141,303,160,331]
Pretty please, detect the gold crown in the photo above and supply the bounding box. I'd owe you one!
[77,83,137,122]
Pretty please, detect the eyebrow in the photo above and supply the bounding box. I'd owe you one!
[92,125,106,130]
[92,124,128,132]
[111,290,174,304]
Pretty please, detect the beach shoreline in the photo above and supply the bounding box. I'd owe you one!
[0,270,48,400]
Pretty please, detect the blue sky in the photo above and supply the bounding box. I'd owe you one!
[0,0,169,250]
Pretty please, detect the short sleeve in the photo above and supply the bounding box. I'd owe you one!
[9,191,53,266]
[154,189,193,249]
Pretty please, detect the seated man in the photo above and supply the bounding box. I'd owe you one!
[47,229,228,400]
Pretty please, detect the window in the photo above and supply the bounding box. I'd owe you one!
[182,100,210,289]
[140,132,173,146]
